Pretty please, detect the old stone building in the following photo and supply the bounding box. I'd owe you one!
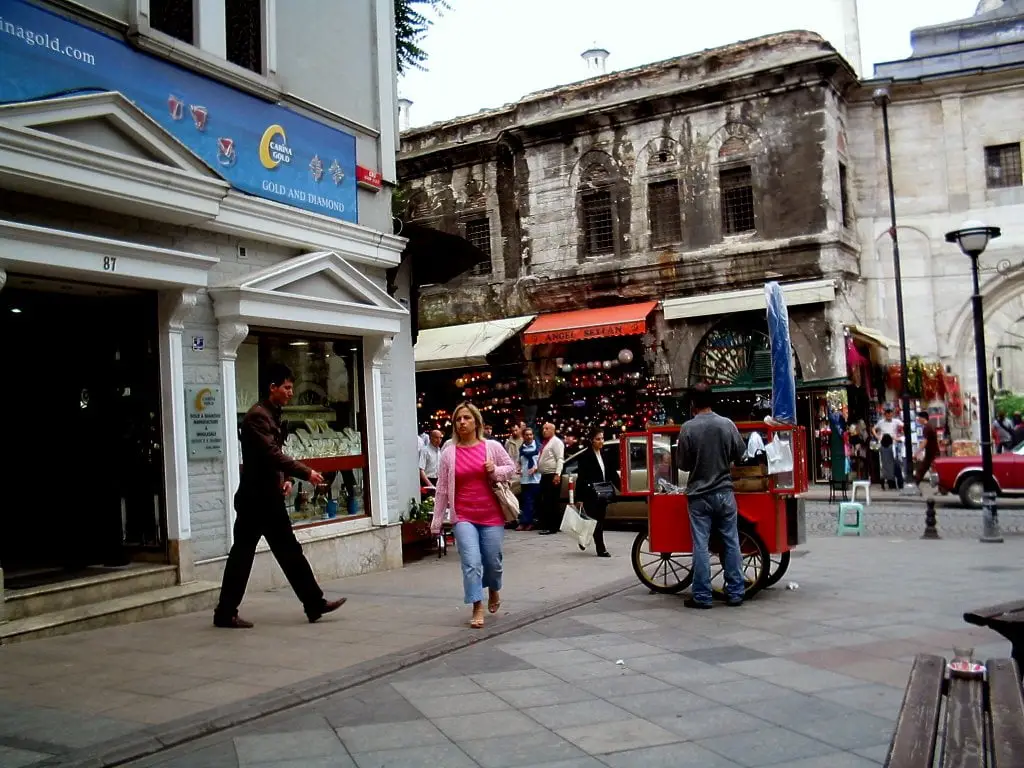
[850,0,1024,403]
[400,30,887,472]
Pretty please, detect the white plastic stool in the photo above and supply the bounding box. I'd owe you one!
[851,480,871,505]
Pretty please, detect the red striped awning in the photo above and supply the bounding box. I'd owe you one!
[522,301,658,346]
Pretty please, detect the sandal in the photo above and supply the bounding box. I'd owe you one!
[488,591,501,614]
[470,608,485,629]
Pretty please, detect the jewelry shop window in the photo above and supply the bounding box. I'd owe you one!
[236,333,368,527]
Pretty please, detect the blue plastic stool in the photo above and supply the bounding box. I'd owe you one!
[836,501,865,536]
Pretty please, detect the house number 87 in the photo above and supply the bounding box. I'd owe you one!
[103,256,117,271]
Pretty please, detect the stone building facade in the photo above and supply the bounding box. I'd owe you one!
[400,31,867,405]
[849,0,1024,402]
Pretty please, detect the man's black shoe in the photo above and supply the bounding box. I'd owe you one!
[307,596,347,624]
[214,614,254,629]
[597,551,611,558]
[726,598,744,607]
[539,530,558,536]
[683,598,712,610]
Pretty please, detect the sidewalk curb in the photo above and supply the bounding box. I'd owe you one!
[40,575,640,768]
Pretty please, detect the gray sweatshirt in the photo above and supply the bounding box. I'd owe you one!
[678,411,745,497]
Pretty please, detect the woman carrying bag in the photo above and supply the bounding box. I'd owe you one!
[430,402,517,629]
[574,427,618,558]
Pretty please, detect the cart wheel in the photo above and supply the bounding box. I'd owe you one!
[765,551,791,588]
[710,528,771,600]
[630,529,693,594]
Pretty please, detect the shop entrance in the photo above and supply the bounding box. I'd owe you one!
[0,280,167,588]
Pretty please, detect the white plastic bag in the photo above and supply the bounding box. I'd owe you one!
[560,504,597,549]
[765,436,794,475]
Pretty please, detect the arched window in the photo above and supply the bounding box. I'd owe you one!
[578,160,617,257]
[689,317,802,388]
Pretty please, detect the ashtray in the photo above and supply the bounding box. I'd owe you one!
[948,660,986,678]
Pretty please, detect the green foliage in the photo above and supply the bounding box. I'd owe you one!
[395,0,450,76]
[406,495,435,522]
[995,392,1024,418]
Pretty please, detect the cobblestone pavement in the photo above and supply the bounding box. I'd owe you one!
[113,534,1024,768]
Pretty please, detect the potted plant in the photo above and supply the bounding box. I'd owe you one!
[402,496,434,545]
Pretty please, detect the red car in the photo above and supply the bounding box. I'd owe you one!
[931,445,1024,508]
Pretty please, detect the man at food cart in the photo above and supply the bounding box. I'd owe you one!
[677,383,747,609]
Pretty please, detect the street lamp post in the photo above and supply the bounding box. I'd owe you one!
[872,86,915,491]
[945,222,1003,543]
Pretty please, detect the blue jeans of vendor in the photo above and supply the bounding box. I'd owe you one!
[688,490,745,604]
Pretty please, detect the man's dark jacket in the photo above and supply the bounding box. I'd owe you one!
[237,400,313,503]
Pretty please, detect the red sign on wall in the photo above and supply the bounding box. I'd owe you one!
[356,165,382,191]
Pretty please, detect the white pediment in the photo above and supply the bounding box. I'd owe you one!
[210,251,407,337]
[0,92,217,176]
[0,92,228,223]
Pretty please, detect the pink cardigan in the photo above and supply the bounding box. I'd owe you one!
[431,439,517,528]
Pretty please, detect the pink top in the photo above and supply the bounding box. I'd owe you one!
[431,439,517,529]
[453,443,504,526]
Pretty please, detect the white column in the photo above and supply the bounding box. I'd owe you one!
[363,335,394,526]
[194,0,227,59]
[218,321,249,549]
[158,289,198,582]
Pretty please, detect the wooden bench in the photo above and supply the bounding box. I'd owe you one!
[964,600,1024,681]
[885,655,1024,767]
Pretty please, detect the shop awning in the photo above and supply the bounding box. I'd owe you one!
[662,279,836,320]
[522,301,659,346]
[414,316,535,372]
[847,324,900,350]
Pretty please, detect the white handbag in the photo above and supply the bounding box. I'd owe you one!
[560,503,598,549]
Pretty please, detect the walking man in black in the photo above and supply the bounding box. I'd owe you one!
[214,363,346,628]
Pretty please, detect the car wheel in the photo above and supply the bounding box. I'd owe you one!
[958,477,984,509]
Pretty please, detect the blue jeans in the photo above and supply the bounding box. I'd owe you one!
[453,522,504,604]
[519,484,540,525]
[688,490,745,605]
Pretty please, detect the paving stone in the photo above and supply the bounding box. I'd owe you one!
[17,712,139,750]
[458,730,586,768]
[146,741,241,768]
[233,729,346,765]
[696,726,836,767]
[697,678,797,706]
[854,743,891,763]
[431,710,537,742]
[784,711,896,751]
[759,667,866,694]
[494,684,595,709]
[650,706,770,741]
[390,677,485,701]
[351,742,478,768]
[584,641,669,661]
[607,688,712,719]
[574,672,672,699]
[409,691,512,718]
[320,695,424,729]
[509,759,605,768]
[781,752,883,768]
[335,719,448,753]
[645,661,748,688]
[556,717,682,755]
[559,633,633,651]
[530,649,608,670]
[497,639,574,656]
[546,661,619,683]
[469,670,563,692]
[683,646,774,665]
[735,692,860,727]
[522,699,633,730]
[600,742,744,768]
[0,745,49,768]
[813,684,905,719]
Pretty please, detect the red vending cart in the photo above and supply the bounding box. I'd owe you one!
[627,423,808,598]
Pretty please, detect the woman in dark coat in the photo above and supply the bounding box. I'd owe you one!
[574,427,620,557]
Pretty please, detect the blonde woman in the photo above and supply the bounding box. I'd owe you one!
[430,402,517,629]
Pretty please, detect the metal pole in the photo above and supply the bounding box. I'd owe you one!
[970,253,1002,542]
[879,99,916,491]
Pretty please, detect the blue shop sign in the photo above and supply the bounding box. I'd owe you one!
[0,0,357,222]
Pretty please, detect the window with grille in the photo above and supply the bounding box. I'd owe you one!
[581,189,615,256]
[226,0,263,73]
[464,218,492,276]
[720,166,755,235]
[839,162,851,228]
[986,143,1023,189]
[150,0,194,44]
[648,179,682,246]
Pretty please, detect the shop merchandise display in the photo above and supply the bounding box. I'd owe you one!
[283,420,362,460]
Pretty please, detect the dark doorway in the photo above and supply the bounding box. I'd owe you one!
[0,280,166,582]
